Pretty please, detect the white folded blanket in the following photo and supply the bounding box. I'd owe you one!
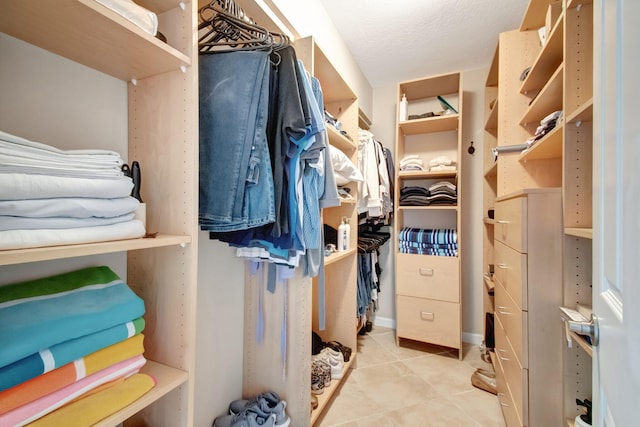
[0,220,146,250]
[0,213,135,231]
[0,197,139,218]
[0,174,133,200]
[94,0,158,36]
[0,130,123,161]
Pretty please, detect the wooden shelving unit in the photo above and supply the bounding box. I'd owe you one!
[0,0,199,425]
[394,71,463,358]
[310,357,355,425]
[485,1,596,425]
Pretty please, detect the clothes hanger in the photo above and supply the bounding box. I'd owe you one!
[198,3,273,53]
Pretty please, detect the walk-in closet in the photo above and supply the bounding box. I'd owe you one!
[0,0,637,426]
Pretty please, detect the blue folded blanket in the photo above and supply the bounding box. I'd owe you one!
[0,317,144,392]
[0,266,145,369]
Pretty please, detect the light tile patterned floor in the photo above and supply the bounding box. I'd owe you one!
[316,327,506,427]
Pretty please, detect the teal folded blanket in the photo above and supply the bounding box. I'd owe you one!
[0,266,145,369]
[0,317,145,392]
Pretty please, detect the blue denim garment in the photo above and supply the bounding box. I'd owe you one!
[199,51,275,232]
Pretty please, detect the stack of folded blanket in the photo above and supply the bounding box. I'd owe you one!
[0,130,145,250]
[398,227,458,256]
[428,155,457,172]
[399,181,457,206]
[0,266,155,426]
[399,155,424,172]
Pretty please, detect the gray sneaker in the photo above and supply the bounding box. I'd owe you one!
[228,392,290,427]
[213,405,276,427]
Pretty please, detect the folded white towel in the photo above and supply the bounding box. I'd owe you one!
[0,220,145,250]
[0,173,133,200]
[0,197,139,218]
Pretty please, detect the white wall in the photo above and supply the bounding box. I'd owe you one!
[267,0,374,118]
[0,33,129,283]
[369,67,489,342]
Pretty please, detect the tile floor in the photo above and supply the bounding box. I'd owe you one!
[315,327,506,427]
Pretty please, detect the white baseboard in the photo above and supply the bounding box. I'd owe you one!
[462,332,484,346]
[372,315,396,330]
[372,316,484,346]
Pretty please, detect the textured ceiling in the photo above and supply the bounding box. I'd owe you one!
[319,0,529,88]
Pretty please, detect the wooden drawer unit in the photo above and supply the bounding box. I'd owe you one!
[495,279,528,368]
[396,295,460,349]
[494,195,527,252]
[493,189,563,427]
[494,240,528,310]
[495,352,523,427]
[495,315,527,425]
[396,254,460,302]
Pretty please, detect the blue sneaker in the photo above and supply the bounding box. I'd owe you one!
[213,405,276,427]
[228,391,290,427]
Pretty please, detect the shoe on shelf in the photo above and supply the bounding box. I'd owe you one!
[228,391,289,427]
[311,394,318,410]
[312,359,332,389]
[311,365,325,395]
[325,340,352,362]
[471,368,497,395]
[213,406,276,427]
[313,348,344,380]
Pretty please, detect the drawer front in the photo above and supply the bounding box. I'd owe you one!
[396,295,460,349]
[495,279,528,368]
[495,352,523,427]
[495,316,528,426]
[396,253,459,302]
[494,240,528,311]
[495,196,527,252]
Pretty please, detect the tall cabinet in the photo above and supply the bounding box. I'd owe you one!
[484,0,594,425]
[393,72,463,357]
[0,1,199,426]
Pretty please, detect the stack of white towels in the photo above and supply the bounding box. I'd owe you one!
[0,130,145,250]
[399,155,457,173]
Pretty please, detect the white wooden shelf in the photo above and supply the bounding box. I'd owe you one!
[565,228,593,239]
[310,357,355,426]
[519,123,564,161]
[94,361,188,427]
[520,64,564,127]
[398,170,457,180]
[569,331,593,357]
[399,114,459,135]
[324,248,357,267]
[520,12,565,94]
[0,234,192,266]
[397,205,458,211]
[566,98,594,124]
[327,125,357,153]
[0,0,191,82]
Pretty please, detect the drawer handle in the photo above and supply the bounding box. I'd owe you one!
[496,348,510,361]
[497,305,512,316]
[496,263,508,269]
[496,220,510,224]
[419,268,434,276]
[497,393,511,407]
[420,311,435,321]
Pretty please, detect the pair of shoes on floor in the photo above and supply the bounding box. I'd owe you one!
[313,347,344,380]
[213,391,290,427]
[471,368,497,395]
[311,360,331,394]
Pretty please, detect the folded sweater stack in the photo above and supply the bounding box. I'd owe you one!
[0,130,145,250]
[0,266,154,426]
[399,181,457,206]
[398,227,458,257]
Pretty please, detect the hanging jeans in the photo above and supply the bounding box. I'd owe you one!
[199,51,275,232]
